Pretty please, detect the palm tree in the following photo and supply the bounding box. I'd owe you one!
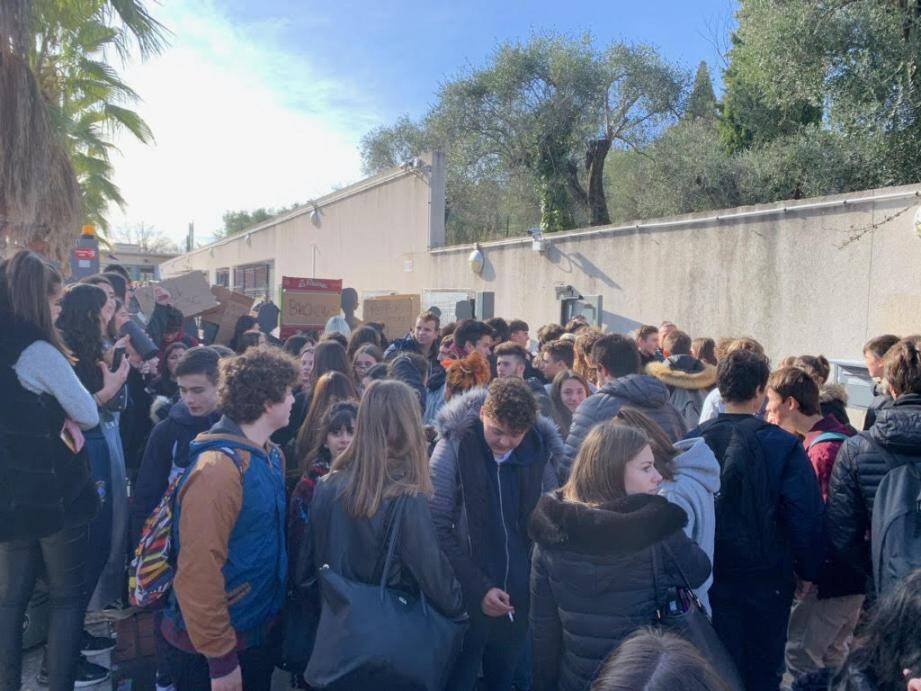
[0,0,167,261]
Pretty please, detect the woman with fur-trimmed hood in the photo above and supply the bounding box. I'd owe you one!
[645,331,717,429]
[529,421,710,691]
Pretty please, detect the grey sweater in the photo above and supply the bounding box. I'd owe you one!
[14,341,99,430]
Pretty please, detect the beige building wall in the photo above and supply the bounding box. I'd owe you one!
[161,155,921,364]
[160,152,446,300]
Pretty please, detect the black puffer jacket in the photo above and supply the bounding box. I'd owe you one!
[295,470,465,620]
[563,374,686,477]
[825,394,921,593]
[529,492,710,691]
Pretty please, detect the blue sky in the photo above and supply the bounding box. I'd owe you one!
[110,0,737,244]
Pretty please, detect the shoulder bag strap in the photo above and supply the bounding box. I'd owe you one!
[661,539,707,613]
[377,494,408,593]
[650,541,663,621]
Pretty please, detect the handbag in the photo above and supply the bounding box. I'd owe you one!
[651,541,745,691]
[305,495,467,690]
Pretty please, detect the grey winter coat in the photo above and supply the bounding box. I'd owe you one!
[562,374,686,478]
[428,387,563,609]
[658,436,720,614]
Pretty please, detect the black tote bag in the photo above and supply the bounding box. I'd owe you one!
[304,496,467,690]
[651,541,745,691]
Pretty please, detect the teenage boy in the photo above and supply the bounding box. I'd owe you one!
[430,378,562,691]
[384,310,441,364]
[645,329,716,429]
[161,346,300,691]
[635,325,662,366]
[494,341,551,416]
[130,347,223,548]
[564,334,685,475]
[508,320,530,348]
[688,350,824,691]
[764,367,860,685]
[508,319,542,381]
[452,320,494,359]
[539,339,575,392]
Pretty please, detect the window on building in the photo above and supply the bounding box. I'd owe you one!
[215,268,230,288]
[232,262,271,298]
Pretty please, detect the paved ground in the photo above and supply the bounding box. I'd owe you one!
[18,614,296,690]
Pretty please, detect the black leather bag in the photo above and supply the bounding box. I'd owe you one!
[304,496,467,690]
[652,541,745,691]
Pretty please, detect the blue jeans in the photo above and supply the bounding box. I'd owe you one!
[82,427,112,611]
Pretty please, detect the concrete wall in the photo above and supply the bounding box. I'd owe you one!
[161,157,921,364]
[428,184,921,362]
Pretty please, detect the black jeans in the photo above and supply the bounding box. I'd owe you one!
[0,524,88,691]
[446,608,529,691]
[165,638,276,691]
[711,580,794,691]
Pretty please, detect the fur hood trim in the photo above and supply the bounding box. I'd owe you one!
[645,361,717,391]
[820,383,848,405]
[435,385,565,460]
[529,491,687,556]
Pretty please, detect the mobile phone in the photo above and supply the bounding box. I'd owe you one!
[60,427,78,454]
[111,346,126,373]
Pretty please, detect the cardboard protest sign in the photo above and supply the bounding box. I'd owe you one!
[135,271,218,318]
[199,287,254,346]
[362,294,421,341]
[280,277,342,340]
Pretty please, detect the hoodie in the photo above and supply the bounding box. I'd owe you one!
[646,356,717,430]
[130,401,221,548]
[429,387,562,612]
[658,437,720,613]
[563,374,686,477]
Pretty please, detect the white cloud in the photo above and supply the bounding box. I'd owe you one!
[108,0,372,245]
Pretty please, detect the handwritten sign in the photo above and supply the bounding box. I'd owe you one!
[362,294,421,341]
[135,271,218,318]
[199,287,254,346]
[280,276,342,339]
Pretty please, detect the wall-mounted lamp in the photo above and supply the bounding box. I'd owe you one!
[246,233,253,246]
[468,242,485,275]
[528,226,548,254]
[309,201,321,226]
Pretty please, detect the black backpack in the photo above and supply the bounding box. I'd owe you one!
[871,451,921,597]
[699,416,781,579]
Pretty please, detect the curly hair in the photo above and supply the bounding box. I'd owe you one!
[445,351,491,398]
[481,377,538,434]
[57,283,108,393]
[219,345,300,424]
[574,328,603,384]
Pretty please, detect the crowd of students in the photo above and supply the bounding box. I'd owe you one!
[1,247,921,691]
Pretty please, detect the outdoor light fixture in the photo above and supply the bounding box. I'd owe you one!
[528,226,548,254]
[309,201,321,226]
[246,233,253,246]
[468,242,485,275]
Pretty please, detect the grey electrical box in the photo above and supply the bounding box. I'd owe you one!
[561,295,603,327]
[475,292,495,320]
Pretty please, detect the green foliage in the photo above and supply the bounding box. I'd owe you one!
[684,61,717,121]
[362,3,921,244]
[361,33,683,239]
[27,0,167,234]
[217,204,300,238]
